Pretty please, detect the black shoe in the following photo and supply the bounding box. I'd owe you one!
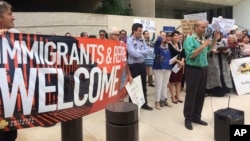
[192,119,208,126]
[141,105,153,111]
[148,84,155,87]
[159,100,165,107]
[185,120,193,130]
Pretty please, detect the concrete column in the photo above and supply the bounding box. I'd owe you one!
[130,0,155,17]
[78,0,100,13]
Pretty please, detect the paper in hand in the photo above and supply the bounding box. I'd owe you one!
[172,63,181,73]
[169,55,178,65]
[211,22,222,31]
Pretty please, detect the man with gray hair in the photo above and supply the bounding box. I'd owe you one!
[0,1,14,29]
[108,26,120,40]
[108,26,133,84]
[0,1,17,141]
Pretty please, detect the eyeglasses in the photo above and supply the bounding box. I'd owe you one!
[99,33,105,36]
[112,33,120,36]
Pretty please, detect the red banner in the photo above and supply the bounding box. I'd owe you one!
[0,33,128,130]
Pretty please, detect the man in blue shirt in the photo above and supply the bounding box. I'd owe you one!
[127,23,153,110]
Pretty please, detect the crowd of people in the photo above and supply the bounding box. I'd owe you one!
[1,0,250,140]
[109,21,249,131]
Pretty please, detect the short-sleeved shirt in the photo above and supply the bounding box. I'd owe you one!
[184,33,211,67]
[126,35,150,64]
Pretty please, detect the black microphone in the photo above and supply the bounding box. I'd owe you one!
[204,33,210,40]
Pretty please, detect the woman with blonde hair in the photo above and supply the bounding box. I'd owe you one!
[228,34,240,63]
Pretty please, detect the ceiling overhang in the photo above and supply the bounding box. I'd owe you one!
[156,0,244,11]
[186,0,244,6]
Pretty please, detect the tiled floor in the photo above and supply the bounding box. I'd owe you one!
[16,86,250,141]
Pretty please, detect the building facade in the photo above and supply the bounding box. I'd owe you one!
[9,0,250,30]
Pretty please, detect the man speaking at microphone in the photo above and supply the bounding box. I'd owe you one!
[183,20,219,130]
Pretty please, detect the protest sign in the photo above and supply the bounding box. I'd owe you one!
[0,33,128,130]
[181,19,197,35]
[134,18,156,33]
[184,12,207,21]
[230,57,250,95]
[125,75,145,108]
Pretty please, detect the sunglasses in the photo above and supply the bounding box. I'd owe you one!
[112,33,120,36]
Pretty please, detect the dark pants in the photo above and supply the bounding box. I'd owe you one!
[181,73,185,88]
[183,65,207,122]
[0,130,17,141]
[148,75,153,84]
[128,63,148,106]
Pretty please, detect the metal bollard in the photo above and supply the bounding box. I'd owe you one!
[61,117,83,141]
[106,102,138,141]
